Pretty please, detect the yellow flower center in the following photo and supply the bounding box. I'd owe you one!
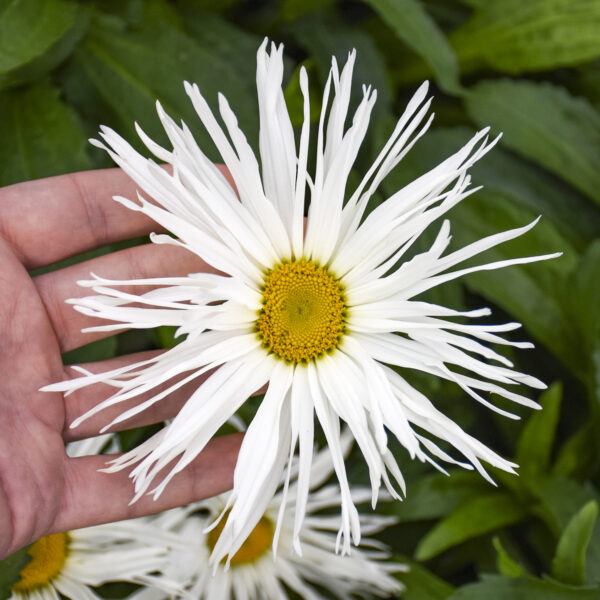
[256,260,346,364]
[207,511,274,566]
[12,533,69,592]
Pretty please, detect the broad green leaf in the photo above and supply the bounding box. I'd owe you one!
[0,0,89,89]
[61,14,260,160]
[516,383,562,475]
[389,470,489,523]
[394,557,454,600]
[448,574,600,599]
[364,0,462,95]
[493,537,527,578]
[0,81,92,186]
[415,492,529,560]
[552,501,599,585]
[0,545,31,600]
[466,80,600,207]
[451,0,600,76]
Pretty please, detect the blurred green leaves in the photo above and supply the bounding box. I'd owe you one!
[516,383,562,475]
[365,0,462,94]
[415,492,529,561]
[61,12,259,160]
[0,0,89,89]
[395,558,454,599]
[0,0,599,598]
[0,80,91,185]
[447,575,600,599]
[552,501,599,585]
[451,0,600,76]
[466,80,600,206]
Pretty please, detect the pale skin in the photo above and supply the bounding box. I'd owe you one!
[0,166,244,560]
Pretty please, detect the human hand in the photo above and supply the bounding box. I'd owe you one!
[0,167,243,560]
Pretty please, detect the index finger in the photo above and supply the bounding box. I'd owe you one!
[52,432,244,535]
[0,166,233,269]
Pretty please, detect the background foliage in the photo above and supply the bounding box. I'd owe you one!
[1,0,600,598]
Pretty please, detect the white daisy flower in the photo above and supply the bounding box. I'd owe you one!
[9,437,185,600]
[128,436,405,600]
[43,40,560,563]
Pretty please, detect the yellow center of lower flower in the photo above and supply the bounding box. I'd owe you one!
[12,533,69,592]
[207,511,274,566]
[256,260,346,364]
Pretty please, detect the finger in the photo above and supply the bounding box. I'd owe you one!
[52,433,243,534]
[34,241,218,353]
[0,166,233,269]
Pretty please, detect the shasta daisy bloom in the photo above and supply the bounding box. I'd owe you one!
[129,437,405,600]
[9,438,186,600]
[43,40,560,562]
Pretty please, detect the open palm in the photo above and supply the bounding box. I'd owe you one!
[0,167,243,560]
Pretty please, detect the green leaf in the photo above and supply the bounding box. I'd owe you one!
[568,242,600,358]
[155,326,182,349]
[451,0,600,76]
[175,0,241,14]
[447,574,600,599]
[0,545,31,600]
[389,470,489,523]
[466,80,600,207]
[527,476,598,533]
[389,126,600,252]
[61,14,260,160]
[291,17,392,117]
[62,336,118,365]
[526,475,600,583]
[364,0,462,95]
[283,59,322,127]
[554,417,600,480]
[386,125,600,252]
[415,492,529,561]
[394,557,454,600]
[516,383,562,475]
[448,194,580,378]
[0,80,92,186]
[552,501,599,585]
[278,0,335,21]
[493,537,527,578]
[0,0,89,89]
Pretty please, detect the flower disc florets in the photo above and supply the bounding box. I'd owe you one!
[12,533,69,592]
[256,260,346,364]
[207,510,274,566]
